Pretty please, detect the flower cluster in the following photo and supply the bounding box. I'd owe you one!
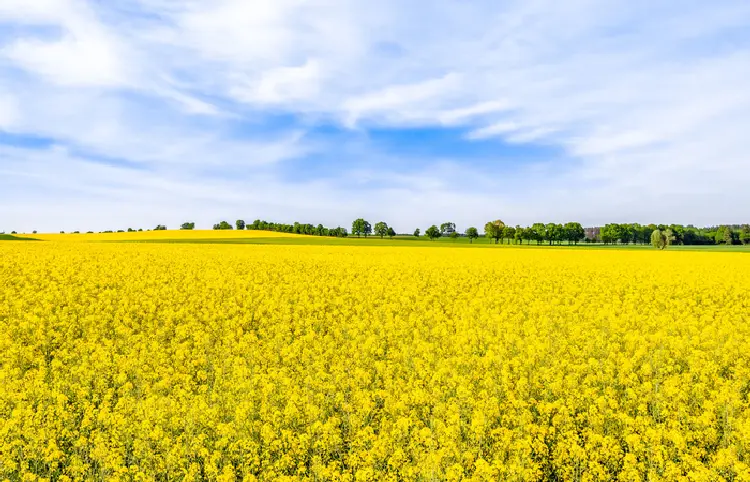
[1,242,749,481]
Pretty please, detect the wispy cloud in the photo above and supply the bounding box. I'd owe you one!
[1,0,750,232]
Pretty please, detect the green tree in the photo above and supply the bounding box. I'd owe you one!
[502,226,516,245]
[484,219,505,244]
[651,228,674,249]
[374,221,389,238]
[155,224,167,231]
[564,222,585,245]
[387,227,396,239]
[440,222,456,236]
[236,219,246,230]
[651,229,666,249]
[352,218,372,238]
[724,226,735,245]
[180,222,195,230]
[532,223,546,245]
[544,223,558,245]
[741,225,750,245]
[213,221,233,230]
[514,225,524,244]
[450,231,459,242]
[425,225,441,241]
[413,228,420,238]
[465,227,479,243]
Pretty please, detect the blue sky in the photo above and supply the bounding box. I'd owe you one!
[1,0,749,233]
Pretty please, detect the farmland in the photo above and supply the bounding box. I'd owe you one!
[1,239,749,481]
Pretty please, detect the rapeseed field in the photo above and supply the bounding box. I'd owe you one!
[1,241,749,481]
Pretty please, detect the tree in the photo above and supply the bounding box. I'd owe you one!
[425,225,441,241]
[352,218,372,238]
[374,221,389,238]
[465,227,479,243]
[651,229,666,249]
[213,221,233,230]
[741,225,750,245]
[532,223,546,245]
[724,227,735,245]
[450,231,459,242]
[440,222,456,236]
[514,225,524,244]
[651,229,673,249]
[236,220,246,230]
[484,219,505,244]
[413,228,420,238]
[564,222,585,245]
[180,222,195,230]
[154,224,167,231]
[502,226,516,244]
[387,227,396,239]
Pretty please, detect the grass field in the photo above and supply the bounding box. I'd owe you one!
[0,234,38,241]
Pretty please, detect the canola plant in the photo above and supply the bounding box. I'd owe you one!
[0,241,749,481]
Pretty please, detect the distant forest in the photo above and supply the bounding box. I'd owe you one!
[199,219,750,246]
[6,220,748,247]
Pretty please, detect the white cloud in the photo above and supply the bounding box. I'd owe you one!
[1,0,750,230]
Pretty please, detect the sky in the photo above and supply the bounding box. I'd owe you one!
[1,0,749,233]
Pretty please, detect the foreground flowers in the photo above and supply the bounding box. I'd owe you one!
[1,242,749,481]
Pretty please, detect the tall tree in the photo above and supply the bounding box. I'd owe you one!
[564,222,585,245]
[374,221,389,238]
[502,226,516,245]
[465,227,479,243]
[484,220,505,244]
[236,219,246,230]
[651,229,666,249]
[351,218,372,238]
[413,228,420,238]
[532,223,546,245]
[387,227,396,239]
[426,225,441,241]
[741,225,750,245]
[440,222,456,236]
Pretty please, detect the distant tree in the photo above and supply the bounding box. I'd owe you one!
[741,225,750,245]
[213,221,233,230]
[413,228,420,238]
[11,231,17,234]
[387,227,396,239]
[426,225,441,241]
[180,222,195,230]
[724,226,735,245]
[465,227,479,243]
[651,228,674,250]
[154,224,167,231]
[450,231,459,242]
[531,223,546,245]
[564,222,585,245]
[32,230,37,234]
[236,219,246,230]
[502,226,516,244]
[374,221,389,238]
[484,219,505,244]
[352,218,372,238]
[514,225,524,244]
[440,222,456,236]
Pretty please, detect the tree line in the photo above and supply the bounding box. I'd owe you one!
[6,220,748,248]
[202,219,350,237]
